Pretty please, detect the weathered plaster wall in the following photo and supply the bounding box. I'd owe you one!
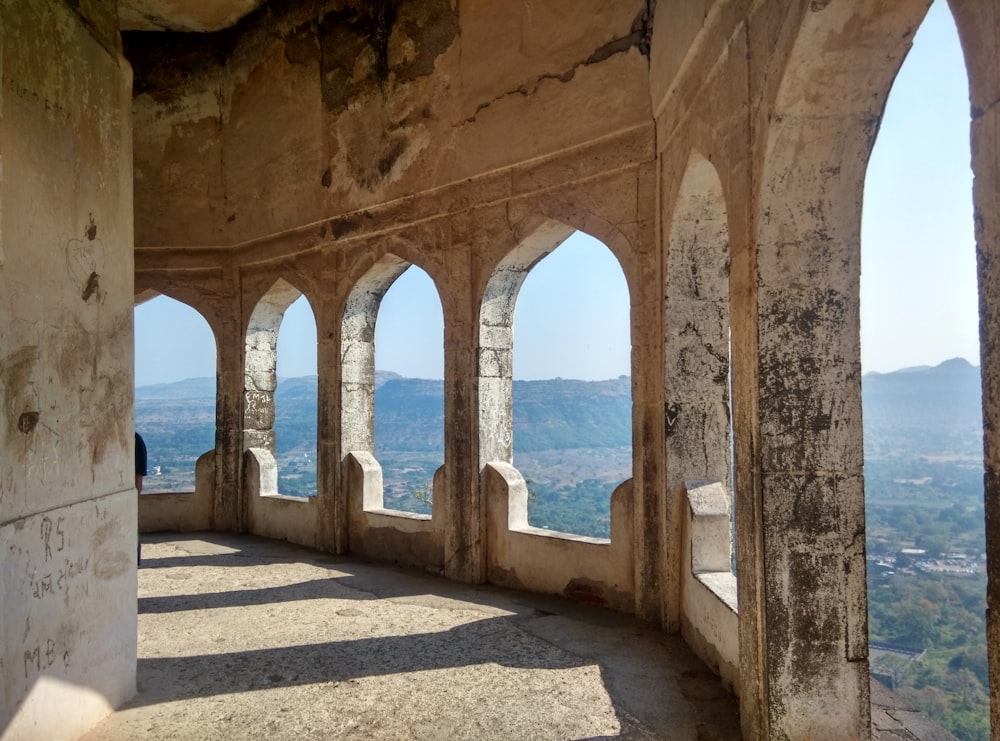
[0,1,136,737]
[129,0,652,248]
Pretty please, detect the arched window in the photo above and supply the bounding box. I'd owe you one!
[274,295,318,496]
[374,265,444,514]
[244,279,317,497]
[861,2,986,734]
[342,256,444,516]
[665,153,733,562]
[494,228,631,538]
[134,294,216,493]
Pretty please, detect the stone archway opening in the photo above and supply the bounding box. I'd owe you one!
[480,224,632,539]
[342,255,444,516]
[134,293,217,493]
[273,294,319,497]
[665,152,733,568]
[861,2,987,735]
[374,264,444,515]
[244,278,315,497]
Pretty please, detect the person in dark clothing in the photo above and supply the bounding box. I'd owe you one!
[135,432,148,493]
[136,432,147,565]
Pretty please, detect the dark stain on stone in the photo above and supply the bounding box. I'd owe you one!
[347,132,409,189]
[3,346,40,442]
[790,474,839,535]
[564,579,606,605]
[319,0,458,114]
[85,213,97,240]
[321,166,333,187]
[811,411,831,433]
[318,10,370,115]
[319,225,328,239]
[586,2,655,64]
[377,137,407,177]
[17,412,39,434]
[123,29,238,105]
[82,272,101,301]
[227,213,237,223]
[665,402,681,437]
[329,216,360,239]
[394,0,459,84]
[787,551,839,677]
[284,24,319,66]
[358,0,400,89]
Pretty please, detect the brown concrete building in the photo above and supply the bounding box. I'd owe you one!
[1,0,998,738]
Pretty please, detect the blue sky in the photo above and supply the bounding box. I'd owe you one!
[135,0,975,387]
[859,0,977,373]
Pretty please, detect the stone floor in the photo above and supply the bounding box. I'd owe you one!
[81,533,956,741]
[82,533,740,740]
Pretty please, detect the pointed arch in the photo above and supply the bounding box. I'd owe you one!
[744,1,935,737]
[134,293,218,493]
[478,220,575,466]
[341,254,410,458]
[244,278,314,496]
[341,253,444,515]
[479,220,632,539]
[273,295,319,496]
[665,152,732,489]
[664,152,733,632]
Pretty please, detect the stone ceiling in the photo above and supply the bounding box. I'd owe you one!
[118,0,266,32]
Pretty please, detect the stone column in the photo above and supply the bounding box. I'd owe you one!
[214,273,247,533]
[744,112,870,739]
[0,1,137,737]
[316,287,345,552]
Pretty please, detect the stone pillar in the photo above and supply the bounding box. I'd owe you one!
[214,269,246,532]
[744,112,870,739]
[443,254,484,583]
[0,1,136,737]
[316,290,344,552]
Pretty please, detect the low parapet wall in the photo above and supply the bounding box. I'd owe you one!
[344,451,445,570]
[679,480,739,694]
[483,462,634,612]
[139,450,215,532]
[244,448,319,549]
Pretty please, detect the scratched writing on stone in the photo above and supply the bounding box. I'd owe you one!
[28,556,90,600]
[40,516,65,561]
[23,638,70,679]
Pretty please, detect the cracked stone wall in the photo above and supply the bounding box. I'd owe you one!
[0,1,136,738]
[129,0,653,248]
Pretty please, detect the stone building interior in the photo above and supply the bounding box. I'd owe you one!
[3,0,1000,738]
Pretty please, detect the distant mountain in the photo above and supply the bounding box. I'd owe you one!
[136,359,983,506]
[138,361,982,459]
[862,358,982,458]
[137,376,215,400]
